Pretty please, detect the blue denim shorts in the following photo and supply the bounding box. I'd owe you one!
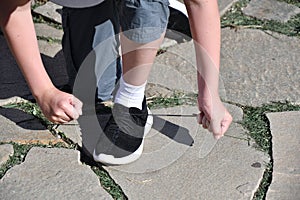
[119,0,170,43]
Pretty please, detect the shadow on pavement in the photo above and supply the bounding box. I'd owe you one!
[0,35,68,130]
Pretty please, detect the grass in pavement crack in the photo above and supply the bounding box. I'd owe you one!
[0,143,33,179]
[147,92,197,109]
[91,166,128,200]
[32,12,62,30]
[37,35,62,44]
[1,101,127,199]
[0,142,67,179]
[239,101,300,200]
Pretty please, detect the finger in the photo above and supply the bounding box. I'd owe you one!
[205,118,210,129]
[197,112,204,124]
[50,115,69,124]
[202,116,210,129]
[57,118,69,124]
[64,100,80,120]
[202,115,207,128]
[71,96,83,116]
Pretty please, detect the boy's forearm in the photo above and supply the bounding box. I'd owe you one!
[184,0,221,99]
[0,0,55,99]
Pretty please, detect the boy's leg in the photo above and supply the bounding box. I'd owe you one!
[93,0,170,165]
[61,1,121,101]
[115,0,170,108]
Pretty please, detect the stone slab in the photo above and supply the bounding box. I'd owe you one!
[0,144,14,166]
[0,114,63,145]
[0,147,112,200]
[149,59,198,94]
[266,172,300,200]
[0,35,68,100]
[38,39,62,58]
[34,1,62,24]
[0,106,46,130]
[218,0,239,16]
[0,97,28,107]
[266,111,300,200]
[243,0,300,23]
[267,111,300,175]
[154,28,300,106]
[58,120,82,145]
[35,23,63,41]
[145,83,174,98]
[104,105,268,199]
[0,36,32,99]
[220,28,300,106]
[37,40,69,88]
[224,102,243,122]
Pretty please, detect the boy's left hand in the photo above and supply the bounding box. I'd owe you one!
[197,97,232,139]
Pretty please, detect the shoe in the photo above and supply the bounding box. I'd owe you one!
[93,97,153,165]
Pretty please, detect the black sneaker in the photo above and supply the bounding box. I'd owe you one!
[93,98,153,165]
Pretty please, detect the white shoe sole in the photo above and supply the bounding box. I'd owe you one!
[93,108,153,165]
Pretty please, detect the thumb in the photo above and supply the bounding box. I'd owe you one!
[220,118,232,135]
[209,119,223,140]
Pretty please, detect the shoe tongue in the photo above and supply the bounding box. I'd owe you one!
[129,107,147,126]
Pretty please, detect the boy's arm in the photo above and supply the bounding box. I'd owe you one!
[184,0,232,138]
[0,0,82,123]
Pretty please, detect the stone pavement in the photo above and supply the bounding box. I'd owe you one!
[0,0,299,199]
[266,112,300,200]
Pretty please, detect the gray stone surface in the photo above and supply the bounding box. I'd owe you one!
[104,105,268,199]
[224,102,243,122]
[38,40,62,58]
[0,35,68,100]
[0,115,63,145]
[0,144,14,166]
[154,28,300,106]
[58,120,82,145]
[37,40,69,88]
[149,59,198,94]
[0,97,28,107]
[266,111,300,200]
[160,38,178,49]
[0,147,112,200]
[218,0,238,16]
[0,36,32,99]
[35,23,63,41]
[221,28,300,106]
[243,0,300,23]
[146,83,174,98]
[34,2,62,24]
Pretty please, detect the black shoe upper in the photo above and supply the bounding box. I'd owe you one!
[94,97,148,158]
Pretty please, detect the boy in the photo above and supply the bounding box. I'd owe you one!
[1,0,232,165]
[51,0,232,165]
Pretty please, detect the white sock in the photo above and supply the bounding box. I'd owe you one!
[114,77,146,110]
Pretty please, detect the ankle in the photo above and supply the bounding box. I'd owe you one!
[114,77,146,109]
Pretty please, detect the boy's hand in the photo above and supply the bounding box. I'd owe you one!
[197,97,232,139]
[36,87,83,124]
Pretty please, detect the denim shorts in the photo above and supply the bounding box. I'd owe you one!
[119,0,170,43]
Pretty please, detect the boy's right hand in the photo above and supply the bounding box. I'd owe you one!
[36,87,83,124]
